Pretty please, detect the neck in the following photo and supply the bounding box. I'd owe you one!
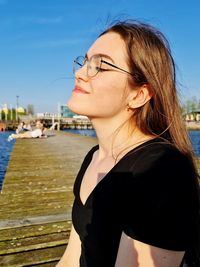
[90,116,152,161]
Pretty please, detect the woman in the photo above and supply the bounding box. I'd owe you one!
[15,121,32,134]
[57,21,200,267]
[8,120,47,140]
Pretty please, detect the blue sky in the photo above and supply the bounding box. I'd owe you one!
[0,0,200,113]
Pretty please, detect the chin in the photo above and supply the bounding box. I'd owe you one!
[67,98,89,116]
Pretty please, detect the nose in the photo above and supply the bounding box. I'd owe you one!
[75,65,89,81]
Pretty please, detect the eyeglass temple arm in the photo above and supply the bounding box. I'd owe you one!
[74,60,83,67]
[101,60,134,76]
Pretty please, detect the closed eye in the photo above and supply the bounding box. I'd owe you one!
[96,66,110,72]
[100,59,134,76]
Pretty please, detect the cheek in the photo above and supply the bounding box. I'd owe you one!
[67,76,128,116]
[91,79,127,114]
[94,89,123,109]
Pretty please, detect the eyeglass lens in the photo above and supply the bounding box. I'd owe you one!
[73,56,85,75]
[73,55,102,77]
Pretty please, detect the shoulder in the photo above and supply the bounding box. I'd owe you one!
[122,139,198,211]
[122,140,199,251]
[83,145,99,162]
[126,139,196,181]
[79,144,99,171]
[129,138,187,162]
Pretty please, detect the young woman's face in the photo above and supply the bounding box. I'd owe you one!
[67,32,134,119]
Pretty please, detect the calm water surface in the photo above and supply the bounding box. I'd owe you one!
[0,129,199,190]
[189,130,200,157]
[0,131,15,190]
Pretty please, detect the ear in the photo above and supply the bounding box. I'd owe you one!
[128,84,152,109]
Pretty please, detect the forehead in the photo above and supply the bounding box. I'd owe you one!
[87,32,127,62]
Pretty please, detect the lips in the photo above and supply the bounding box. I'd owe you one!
[73,86,89,94]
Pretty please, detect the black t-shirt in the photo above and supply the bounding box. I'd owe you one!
[72,138,199,267]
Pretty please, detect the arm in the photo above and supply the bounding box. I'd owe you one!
[56,224,81,267]
[11,132,33,139]
[115,232,184,267]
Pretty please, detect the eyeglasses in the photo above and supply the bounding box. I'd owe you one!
[73,54,134,78]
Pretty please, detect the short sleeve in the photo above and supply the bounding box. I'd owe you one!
[122,145,199,251]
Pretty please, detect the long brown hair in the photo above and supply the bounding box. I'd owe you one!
[101,20,200,266]
[100,20,194,161]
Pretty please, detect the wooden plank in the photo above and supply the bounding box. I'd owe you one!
[0,221,71,241]
[0,131,97,266]
[0,231,69,254]
[0,132,97,222]
[32,262,59,267]
[0,245,67,267]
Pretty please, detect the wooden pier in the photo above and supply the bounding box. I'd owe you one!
[0,131,97,266]
[0,131,199,267]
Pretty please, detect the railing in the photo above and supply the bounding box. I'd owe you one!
[1,116,94,131]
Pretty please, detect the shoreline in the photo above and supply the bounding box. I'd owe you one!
[185,122,200,131]
[1,121,200,132]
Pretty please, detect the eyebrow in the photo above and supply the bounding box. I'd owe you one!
[85,53,115,63]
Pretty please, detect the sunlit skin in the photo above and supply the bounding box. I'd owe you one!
[68,33,131,118]
[67,32,153,158]
[57,32,185,267]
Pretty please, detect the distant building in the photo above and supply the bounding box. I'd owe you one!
[17,107,25,114]
[60,105,76,118]
[184,110,200,121]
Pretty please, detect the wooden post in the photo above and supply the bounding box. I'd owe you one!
[16,105,18,121]
[57,103,61,131]
[52,114,55,128]
[10,105,13,121]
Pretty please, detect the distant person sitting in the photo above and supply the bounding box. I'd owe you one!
[16,121,32,134]
[8,120,47,141]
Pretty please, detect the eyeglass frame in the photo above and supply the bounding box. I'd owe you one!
[73,54,135,78]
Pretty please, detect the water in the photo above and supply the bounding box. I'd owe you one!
[63,128,97,137]
[0,131,15,190]
[189,130,200,157]
[0,129,199,191]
